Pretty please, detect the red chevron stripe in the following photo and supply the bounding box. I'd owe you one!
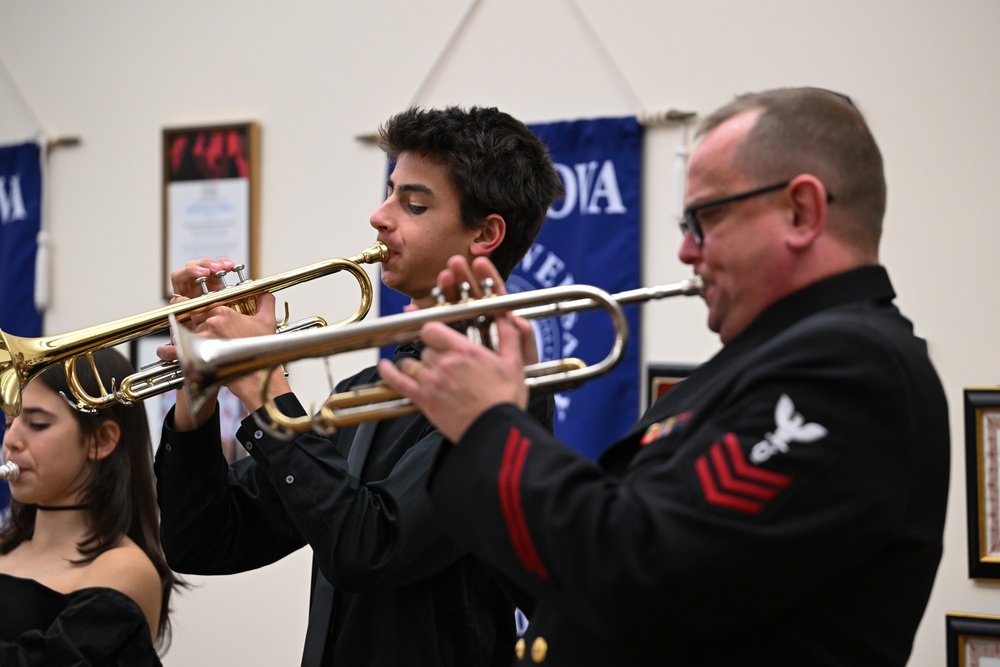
[498,427,549,579]
[708,443,780,500]
[723,434,792,487]
[695,456,764,514]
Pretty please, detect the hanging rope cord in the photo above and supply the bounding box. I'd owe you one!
[0,48,80,150]
[406,0,694,128]
[398,0,696,220]
[0,48,80,313]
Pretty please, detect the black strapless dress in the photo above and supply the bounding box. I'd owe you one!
[0,573,160,666]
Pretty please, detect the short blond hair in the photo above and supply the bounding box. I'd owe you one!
[699,87,886,252]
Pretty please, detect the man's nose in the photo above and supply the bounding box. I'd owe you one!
[677,231,701,265]
[370,199,394,231]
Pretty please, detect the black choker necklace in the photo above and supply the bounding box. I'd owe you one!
[34,504,90,512]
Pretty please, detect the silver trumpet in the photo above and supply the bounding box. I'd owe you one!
[171,276,703,437]
[0,461,20,481]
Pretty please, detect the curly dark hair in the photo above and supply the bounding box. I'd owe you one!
[0,348,184,653]
[377,106,564,278]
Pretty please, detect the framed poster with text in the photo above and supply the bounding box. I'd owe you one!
[162,121,260,298]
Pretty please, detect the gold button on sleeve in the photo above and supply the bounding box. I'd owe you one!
[531,636,548,663]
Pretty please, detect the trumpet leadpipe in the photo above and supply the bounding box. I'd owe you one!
[513,277,702,391]
[513,276,703,321]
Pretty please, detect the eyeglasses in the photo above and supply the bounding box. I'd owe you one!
[679,181,790,246]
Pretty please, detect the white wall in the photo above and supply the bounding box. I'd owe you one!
[0,1,997,664]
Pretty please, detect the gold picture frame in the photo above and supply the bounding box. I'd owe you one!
[964,387,1000,579]
[947,612,1000,666]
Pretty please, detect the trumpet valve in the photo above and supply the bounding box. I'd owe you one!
[200,264,257,315]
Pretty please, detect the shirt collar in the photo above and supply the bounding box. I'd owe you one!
[722,265,895,354]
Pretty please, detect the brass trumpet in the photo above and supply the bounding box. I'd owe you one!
[172,276,703,437]
[0,242,388,418]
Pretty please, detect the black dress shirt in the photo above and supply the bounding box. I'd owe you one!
[156,343,554,666]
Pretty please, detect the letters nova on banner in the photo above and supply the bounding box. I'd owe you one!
[380,117,643,460]
[0,140,44,513]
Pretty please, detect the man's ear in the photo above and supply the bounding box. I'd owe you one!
[89,421,121,461]
[470,214,506,257]
[785,175,828,250]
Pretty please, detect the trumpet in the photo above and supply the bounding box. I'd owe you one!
[172,276,703,436]
[0,461,19,481]
[0,242,388,418]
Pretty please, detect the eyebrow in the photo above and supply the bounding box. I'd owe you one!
[21,406,55,418]
[387,177,435,197]
[4,405,54,428]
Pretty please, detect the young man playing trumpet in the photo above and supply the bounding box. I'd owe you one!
[153,106,564,666]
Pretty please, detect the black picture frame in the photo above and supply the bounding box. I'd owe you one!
[947,612,1000,666]
[646,362,697,410]
[964,387,1000,579]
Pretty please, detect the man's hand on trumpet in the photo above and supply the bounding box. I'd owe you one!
[171,256,238,299]
[157,256,290,429]
[156,257,241,362]
[378,255,534,443]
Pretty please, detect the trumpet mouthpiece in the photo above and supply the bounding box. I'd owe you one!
[0,461,20,481]
[356,241,390,265]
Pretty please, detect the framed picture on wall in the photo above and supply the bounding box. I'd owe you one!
[646,363,698,409]
[964,387,1000,579]
[162,121,260,299]
[130,332,249,462]
[947,612,1000,666]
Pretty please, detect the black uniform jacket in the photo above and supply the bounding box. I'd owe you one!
[155,343,554,666]
[429,266,949,666]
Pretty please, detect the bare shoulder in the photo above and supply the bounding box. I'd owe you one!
[81,539,163,639]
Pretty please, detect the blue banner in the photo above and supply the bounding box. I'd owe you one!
[0,140,44,513]
[380,117,643,460]
[518,117,643,459]
[0,141,43,336]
